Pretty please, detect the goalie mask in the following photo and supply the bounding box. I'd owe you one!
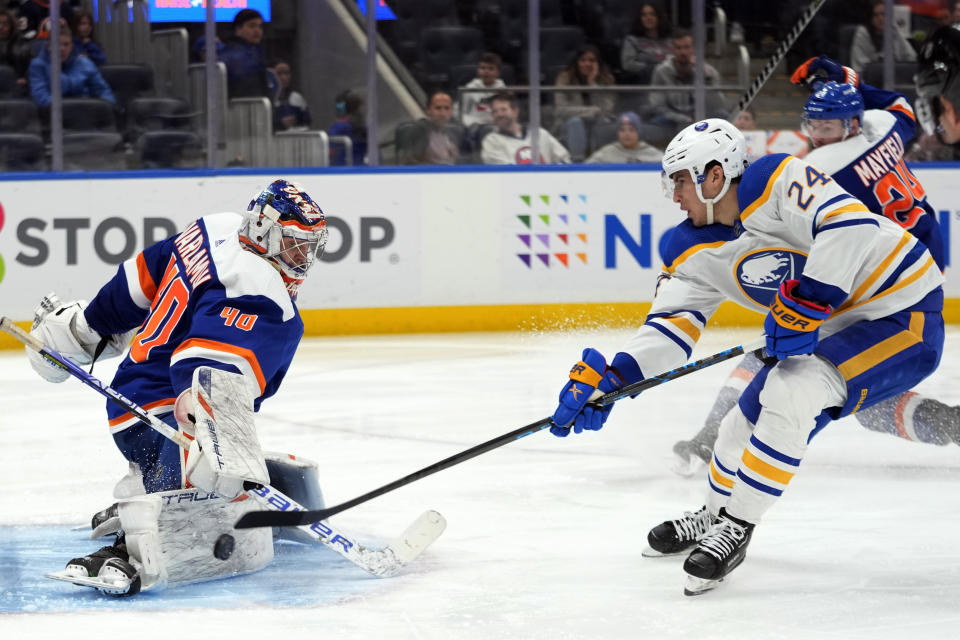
[239,179,329,298]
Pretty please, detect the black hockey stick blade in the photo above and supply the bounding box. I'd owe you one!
[235,336,766,529]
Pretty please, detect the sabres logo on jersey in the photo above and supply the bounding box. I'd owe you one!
[735,249,807,308]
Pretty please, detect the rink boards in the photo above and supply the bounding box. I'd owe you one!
[0,164,958,344]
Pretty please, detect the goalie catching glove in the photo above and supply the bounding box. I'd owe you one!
[177,367,269,500]
[27,292,132,383]
[764,280,832,360]
[550,348,624,437]
[790,55,859,91]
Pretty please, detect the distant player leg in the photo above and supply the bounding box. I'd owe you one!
[854,392,960,446]
[672,352,765,475]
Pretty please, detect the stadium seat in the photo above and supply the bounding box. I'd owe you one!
[419,26,485,88]
[98,64,155,110]
[62,131,126,170]
[394,120,422,164]
[62,98,118,132]
[0,99,41,133]
[137,130,203,169]
[0,64,17,97]
[0,132,45,171]
[124,96,195,142]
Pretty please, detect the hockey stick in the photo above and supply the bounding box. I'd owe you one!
[235,336,767,530]
[729,0,827,120]
[0,316,445,577]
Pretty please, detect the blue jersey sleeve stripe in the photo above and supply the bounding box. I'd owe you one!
[645,320,694,359]
[873,240,934,300]
[748,434,802,466]
[815,217,880,237]
[646,309,708,325]
[815,193,854,215]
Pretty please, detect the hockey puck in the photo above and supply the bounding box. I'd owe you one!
[214,534,235,560]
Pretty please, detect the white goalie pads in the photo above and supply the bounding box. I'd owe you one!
[27,292,133,383]
[184,367,269,499]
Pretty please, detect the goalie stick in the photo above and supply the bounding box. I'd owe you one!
[235,336,768,529]
[729,0,827,120]
[0,316,445,578]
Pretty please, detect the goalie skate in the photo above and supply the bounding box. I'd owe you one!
[47,542,141,597]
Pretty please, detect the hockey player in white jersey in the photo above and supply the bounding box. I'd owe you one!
[671,55,956,474]
[26,179,329,596]
[549,119,944,595]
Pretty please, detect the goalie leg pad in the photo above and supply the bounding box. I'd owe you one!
[186,367,269,499]
[264,451,326,545]
[119,488,274,591]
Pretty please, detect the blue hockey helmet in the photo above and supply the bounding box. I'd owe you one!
[240,179,329,298]
[801,81,864,144]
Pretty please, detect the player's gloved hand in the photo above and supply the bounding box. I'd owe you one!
[550,348,623,437]
[764,280,832,360]
[790,55,859,91]
[26,292,134,383]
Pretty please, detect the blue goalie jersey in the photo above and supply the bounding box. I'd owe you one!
[82,212,304,435]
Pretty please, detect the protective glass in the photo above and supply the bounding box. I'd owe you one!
[801,116,848,141]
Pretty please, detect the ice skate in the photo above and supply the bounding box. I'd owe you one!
[670,424,717,476]
[643,505,713,557]
[682,508,754,596]
[47,537,142,597]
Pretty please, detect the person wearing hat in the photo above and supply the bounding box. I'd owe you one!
[585,111,663,163]
[220,8,270,99]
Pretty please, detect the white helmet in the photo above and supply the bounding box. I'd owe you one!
[660,118,748,224]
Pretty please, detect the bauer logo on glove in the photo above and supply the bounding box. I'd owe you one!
[550,348,623,437]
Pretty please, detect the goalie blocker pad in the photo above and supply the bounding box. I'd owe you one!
[189,367,269,495]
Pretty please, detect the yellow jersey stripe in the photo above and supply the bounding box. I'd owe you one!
[836,256,937,317]
[710,460,735,488]
[837,312,925,380]
[662,315,701,342]
[839,231,913,311]
[663,241,727,274]
[818,202,872,223]
[742,449,795,485]
[741,156,793,221]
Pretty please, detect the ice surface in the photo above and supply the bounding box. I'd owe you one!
[1,328,959,639]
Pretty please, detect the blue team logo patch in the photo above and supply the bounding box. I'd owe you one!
[735,249,808,308]
[694,121,708,131]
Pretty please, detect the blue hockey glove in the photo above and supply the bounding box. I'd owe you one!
[764,280,833,360]
[790,55,859,91]
[550,348,623,437]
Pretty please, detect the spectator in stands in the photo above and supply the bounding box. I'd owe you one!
[732,107,758,131]
[850,0,917,74]
[585,111,663,163]
[28,22,114,108]
[620,3,672,83]
[220,8,271,99]
[328,89,366,166]
[953,1,960,27]
[481,92,570,164]
[554,44,617,162]
[14,0,72,41]
[72,10,105,66]
[399,89,468,165]
[271,60,310,131]
[191,35,224,63]
[646,28,728,141]
[0,10,31,92]
[457,51,506,129]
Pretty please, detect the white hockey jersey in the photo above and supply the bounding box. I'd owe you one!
[617,153,943,380]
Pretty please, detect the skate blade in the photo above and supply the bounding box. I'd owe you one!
[46,570,136,596]
[641,546,687,558]
[683,575,722,596]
